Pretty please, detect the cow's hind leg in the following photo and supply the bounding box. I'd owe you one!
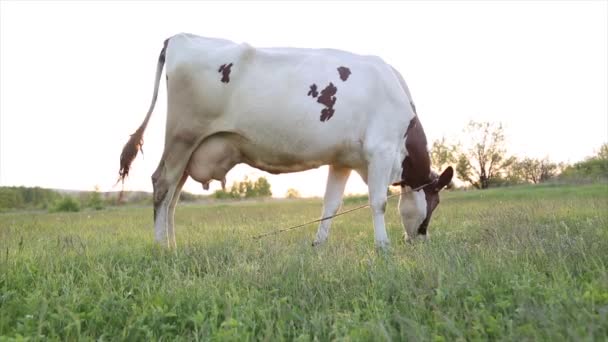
[152,139,198,247]
[313,166,351,246]
[167,172,188,249]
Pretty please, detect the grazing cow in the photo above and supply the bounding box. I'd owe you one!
[119,33,453,249]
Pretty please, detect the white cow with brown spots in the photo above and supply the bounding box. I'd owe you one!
[119,33,453,249]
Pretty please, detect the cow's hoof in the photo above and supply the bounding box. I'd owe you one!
[375,241,391,253]
[311,240,325,247]
[375,246,392,257]
[405,234,429,244]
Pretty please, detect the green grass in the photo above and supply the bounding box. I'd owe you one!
[1,183,607,340]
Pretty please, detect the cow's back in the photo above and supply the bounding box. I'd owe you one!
[164,33,413,172]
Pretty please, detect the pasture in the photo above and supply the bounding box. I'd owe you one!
[1,183,607,340]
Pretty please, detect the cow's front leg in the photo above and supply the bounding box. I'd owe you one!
[367,152,394,249]
[313,166,351,246]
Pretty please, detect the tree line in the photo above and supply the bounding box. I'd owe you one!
[1,127,605,211]
[0,176,275,212]
[431,121,608,189]
[213,176,272,199]
[0,186,100,212]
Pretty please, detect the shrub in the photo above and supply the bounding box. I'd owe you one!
[86,191,105,210]
[286,188,300,199]
[560,158,608,181]
[559,144,608,183]
[51,197,80,212]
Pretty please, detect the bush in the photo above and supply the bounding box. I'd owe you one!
[214,189,239,200]
[51,197,80,212]
[560,158,608,182]
[559,144,608,183]
[286,188,300,199]
[179,191,200,202]
[86,191,105,210]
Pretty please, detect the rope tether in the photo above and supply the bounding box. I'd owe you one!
[252,182,432,240]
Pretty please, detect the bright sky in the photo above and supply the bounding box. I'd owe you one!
[1,1,606,197]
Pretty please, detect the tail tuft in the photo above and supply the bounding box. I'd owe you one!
[119,125,145,183]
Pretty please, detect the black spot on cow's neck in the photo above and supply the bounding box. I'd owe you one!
[218,63,233,83]
[317,82,337,122]
[307,84,318,98]
[337,66,351,81]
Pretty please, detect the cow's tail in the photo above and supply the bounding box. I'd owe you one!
[118,39,169,183]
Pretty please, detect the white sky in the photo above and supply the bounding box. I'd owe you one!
[1,1,606,197]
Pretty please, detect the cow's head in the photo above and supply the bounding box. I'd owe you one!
[395,115,454,241]
[398,167,453,241]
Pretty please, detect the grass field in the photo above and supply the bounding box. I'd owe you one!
[1,183,607,340]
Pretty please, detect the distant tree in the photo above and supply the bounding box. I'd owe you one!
[229,184,241,198]
[0,188,24,210]
[286,188,300,199]
[240,177,256,198]
[253,177,272,198]
[559,143,608,181]
[214,176,272,199]
[430,137,458,171]
[455,154,474,187]
[512,157,558,184]
[456,121,515,189]
[0,186,61,211]
[597,142,608,160]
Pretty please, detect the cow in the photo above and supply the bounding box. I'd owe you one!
[119,33,453,249]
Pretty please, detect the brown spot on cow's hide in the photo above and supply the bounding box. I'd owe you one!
[318,82,337,122]
[320,107,335,122]
[337,66,351,81]
[318,83,337,108]
[308,84,318,98]
[218,63,233,83]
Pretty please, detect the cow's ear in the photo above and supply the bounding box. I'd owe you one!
[435,166,454,191]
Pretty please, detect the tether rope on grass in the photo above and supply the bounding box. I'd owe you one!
[252,192,402,240]
[252,180,435,240]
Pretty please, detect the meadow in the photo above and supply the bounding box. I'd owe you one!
[1,183,607,341]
